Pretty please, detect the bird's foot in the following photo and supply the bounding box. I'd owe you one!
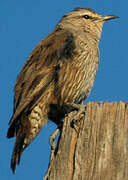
[66,102,85,110]
[69,103,86,133]
[66,102,86,118]
[49,123,62,161]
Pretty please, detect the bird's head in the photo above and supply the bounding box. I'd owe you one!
[59,8,118,42]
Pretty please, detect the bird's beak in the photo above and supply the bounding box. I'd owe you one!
[103,15,119,21]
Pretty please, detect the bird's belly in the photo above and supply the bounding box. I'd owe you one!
[59,59,98,105]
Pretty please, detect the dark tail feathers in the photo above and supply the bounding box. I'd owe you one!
[7,122,16,138]
[11,136,25,173]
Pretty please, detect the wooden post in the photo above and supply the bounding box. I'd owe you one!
[44,102,128,180]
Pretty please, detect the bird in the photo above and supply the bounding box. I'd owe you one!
[7,7,118,173]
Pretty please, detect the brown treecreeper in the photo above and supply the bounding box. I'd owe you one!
[7,8,118,173]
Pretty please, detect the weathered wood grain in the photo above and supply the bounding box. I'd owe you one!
[44,102,128,180]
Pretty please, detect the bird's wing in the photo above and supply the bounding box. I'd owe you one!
[9,27,76,124]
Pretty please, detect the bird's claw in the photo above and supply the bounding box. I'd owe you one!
[49,123,63,161]
[71,105,86,133]
[49,128,60,148]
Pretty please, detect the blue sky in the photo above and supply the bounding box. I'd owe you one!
[0,0,127,179]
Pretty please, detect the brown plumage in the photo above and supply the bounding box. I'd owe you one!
[7,8,118,173]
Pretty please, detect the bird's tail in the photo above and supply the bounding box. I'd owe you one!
[8,103,49,173]
[11,135,26,173]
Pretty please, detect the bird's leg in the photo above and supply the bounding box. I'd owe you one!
[66,101,86,117]
[66,101,86,133]
[49,123,63,161]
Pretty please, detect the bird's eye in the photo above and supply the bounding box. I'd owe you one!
[83,15,90,19]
